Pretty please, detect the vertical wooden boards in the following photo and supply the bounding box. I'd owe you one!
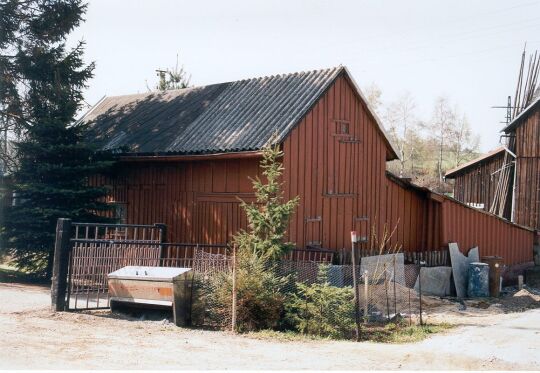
[440,198,533,265]
[98,158,261,244]
[449,150,511,218]
[282,74,398,251]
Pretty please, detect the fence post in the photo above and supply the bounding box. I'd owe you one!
[350,232,361,341]
[419,261,425,326]
[155,223,167,266]
[363,270,369,323]
[393,254,397,316]
[384,263,390,321]
[231,244,237,333]
[51,218,72,312]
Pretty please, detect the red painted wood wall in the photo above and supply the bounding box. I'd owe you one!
[440,198,534,265]
[92,73,534,266]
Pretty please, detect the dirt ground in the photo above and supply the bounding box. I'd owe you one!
[1,282,540,370]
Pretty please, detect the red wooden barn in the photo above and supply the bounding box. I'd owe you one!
[83,66,534,268]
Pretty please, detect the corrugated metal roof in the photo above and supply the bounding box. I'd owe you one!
[167,67,342,153]
[82,66,399,159]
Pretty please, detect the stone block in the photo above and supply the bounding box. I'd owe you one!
[414,266,452,296]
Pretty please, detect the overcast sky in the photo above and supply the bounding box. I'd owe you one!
[69,0,540,152]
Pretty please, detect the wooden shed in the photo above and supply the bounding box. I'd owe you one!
[84,66,534,267]
[503,96,540,230]
[445,147,514,219]
[449,94,540,231]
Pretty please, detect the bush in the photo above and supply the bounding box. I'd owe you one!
[203,248,289,332]
[284,266,356,339]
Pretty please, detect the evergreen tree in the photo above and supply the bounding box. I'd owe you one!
[234,140,299,261]
[0,0,115,277]
[149,54,191,91]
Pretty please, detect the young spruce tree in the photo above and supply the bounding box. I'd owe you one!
[234,140,299,261]
[0,0,114,277]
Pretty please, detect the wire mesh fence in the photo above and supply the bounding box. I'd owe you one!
[60,222,427,337]
[275,258,424,327]
[180,251,427,335]
[190,249,234,329]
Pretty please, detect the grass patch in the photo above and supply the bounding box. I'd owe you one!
[362,322,453,343]
[246,329,330,342]
[0,263,48,285]
[245,322,452,344]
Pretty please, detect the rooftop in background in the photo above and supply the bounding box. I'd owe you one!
[445,147,508,179]
[80,66,399,160]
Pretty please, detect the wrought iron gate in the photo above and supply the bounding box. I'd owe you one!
[50,219,228,311]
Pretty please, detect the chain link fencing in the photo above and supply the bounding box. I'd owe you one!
[190,249,234,329]
[275,256,425,332]
[192,251,428,338]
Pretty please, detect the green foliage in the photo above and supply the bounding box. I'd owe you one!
[203,140,299,332]
[0,0,115,277]
[234,141,299,262]
[365,321,453,343]
[202,249,288,331]
[284,265,355,339]
[153,54,191,91]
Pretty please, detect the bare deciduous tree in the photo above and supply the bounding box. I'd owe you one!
[447,113,479,168]
[384,92,419,177]
[426,97,456,187]
[364,83,383,116]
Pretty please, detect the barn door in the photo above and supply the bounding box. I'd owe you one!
[193,196,249,245]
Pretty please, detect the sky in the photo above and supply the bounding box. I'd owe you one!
[69,0,540,152]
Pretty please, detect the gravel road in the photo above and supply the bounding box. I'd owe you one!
[1,282,539,370]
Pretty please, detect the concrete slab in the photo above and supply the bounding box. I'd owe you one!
[360,253,405,285]
[414,266,452,296]
[449,243,479,298]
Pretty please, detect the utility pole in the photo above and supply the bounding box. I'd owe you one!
[506,96,512,125]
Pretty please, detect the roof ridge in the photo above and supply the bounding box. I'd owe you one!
[229,66,342,84]
[95,66,343,102]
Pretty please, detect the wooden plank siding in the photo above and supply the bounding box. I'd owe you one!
[282,74,390,252]
[90,74,534,266]
[513,109,540,230]
[451,151,513,219]
[91,157,260,244]
[440,198,533,265]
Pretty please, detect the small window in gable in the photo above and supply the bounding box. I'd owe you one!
[334,120,350,136]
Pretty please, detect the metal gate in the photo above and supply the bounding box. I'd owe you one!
[50,219,332,312]
[67,222,164,310]
[50,219,228,311]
